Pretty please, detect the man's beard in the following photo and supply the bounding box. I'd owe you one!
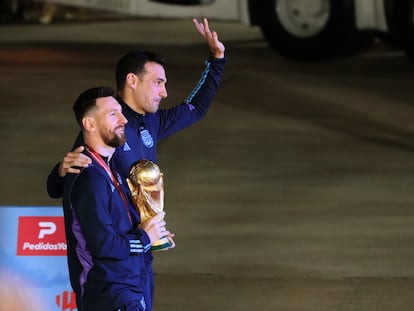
[103,127,126,147]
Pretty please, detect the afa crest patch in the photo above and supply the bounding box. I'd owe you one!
[139,128,154,148]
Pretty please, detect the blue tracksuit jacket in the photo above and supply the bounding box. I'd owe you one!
[63,155,151,311]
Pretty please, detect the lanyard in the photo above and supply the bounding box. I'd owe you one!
[85,145,132,224]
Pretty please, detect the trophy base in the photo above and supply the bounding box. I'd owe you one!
[151,237,172,251]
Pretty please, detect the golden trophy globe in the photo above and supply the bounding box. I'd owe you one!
[127,159,172,251]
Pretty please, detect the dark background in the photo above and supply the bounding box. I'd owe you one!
[1,15,414,310]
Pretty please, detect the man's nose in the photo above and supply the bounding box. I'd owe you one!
[119,113,128,124]
[160,86,168,98]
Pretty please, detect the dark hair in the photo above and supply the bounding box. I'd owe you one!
[73,86,114,127]
[115,50,166,92]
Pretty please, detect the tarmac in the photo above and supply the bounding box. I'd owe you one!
[1,15,414,311]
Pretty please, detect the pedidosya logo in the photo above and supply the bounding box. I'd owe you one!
[17,216,67,256]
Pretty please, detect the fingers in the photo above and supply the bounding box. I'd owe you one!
[141,212,175,245]
[73,145,85,153]
[192,17,225,59]
[139,212,163,230]
[192,17,211,38]
[192,17,204,35]
[155,211,166,220]
[149,220,167,234]
[211,30,219,44]
[202,18,212,37]
[147,223,168,244]
[58,146,92,177]
[65,166,82,174]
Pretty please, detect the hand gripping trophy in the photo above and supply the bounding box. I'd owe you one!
[127,159,173,251]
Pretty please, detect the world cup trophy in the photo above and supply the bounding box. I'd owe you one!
[127,159,172,251]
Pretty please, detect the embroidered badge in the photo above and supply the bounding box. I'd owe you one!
[139,127,154,148]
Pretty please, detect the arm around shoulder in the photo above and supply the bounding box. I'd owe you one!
[46,162,65,199]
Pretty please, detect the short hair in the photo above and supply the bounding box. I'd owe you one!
[115,50,166,92]
[73,86,114,127]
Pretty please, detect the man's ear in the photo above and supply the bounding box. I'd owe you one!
[126,73,138,89]
[82,116,95,132]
